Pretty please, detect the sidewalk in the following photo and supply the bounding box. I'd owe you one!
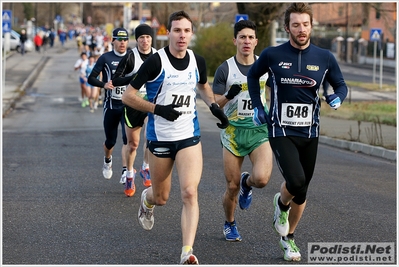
[2,41,70,117]
[2,40,396,161]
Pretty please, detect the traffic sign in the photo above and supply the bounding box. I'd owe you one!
[151,17,160,28]
[157,24,167,36]
[370,28,382,41]
[3,10,11,21]
[2,21,11,33]
[2,10,12,33]
[235,14,248,23]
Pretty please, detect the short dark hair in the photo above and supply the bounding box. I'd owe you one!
[167,10,193,32]
[234,20,257,38]
[284,2,313,29]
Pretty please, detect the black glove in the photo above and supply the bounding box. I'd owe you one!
[209,103,229,129]
[154,104,182,121]
[224,84,242,100]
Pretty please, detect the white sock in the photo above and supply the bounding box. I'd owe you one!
[142,162,149,170]
[126,170,135,178]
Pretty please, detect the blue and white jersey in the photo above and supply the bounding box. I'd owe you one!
[85,62,96,86]
[85,63,95,78]
[248,42,348,138]
[146,48,199,142]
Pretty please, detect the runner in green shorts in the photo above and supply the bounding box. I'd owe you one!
[212,19,273,242]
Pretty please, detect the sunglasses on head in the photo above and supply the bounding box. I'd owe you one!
[115,37,128,41]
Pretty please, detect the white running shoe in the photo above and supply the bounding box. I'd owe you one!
[279,236,301,261]
[102,156,113,179]
[180,249,199,265]
[138,189,154,230]
[273,192,290,236]
[119,169,127,184]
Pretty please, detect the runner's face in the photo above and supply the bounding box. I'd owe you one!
[234,28,257,57]
[287,12,312,49]
[137,35,152,54]
[167,18,193,55]
[113,38,128,54]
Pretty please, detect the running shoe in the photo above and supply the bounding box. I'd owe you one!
[223,221,242,242]
[239,172,252,210]
[140,167,152,187]
[81,99,87,108]
[279,236,301,261]
[120,169,136,184]
[124,177,136,197]
[119,169,127,184]
[180,249,199,265]
[273,192,290,236]
[102,156,113,179]
[138,188,154,230]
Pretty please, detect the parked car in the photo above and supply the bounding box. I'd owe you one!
[2,30,34,52]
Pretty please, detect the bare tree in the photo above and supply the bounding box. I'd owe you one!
[236,3,287,52]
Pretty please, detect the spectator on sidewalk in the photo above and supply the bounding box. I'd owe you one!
[49,29,55,48]
[59,30,67,46]
[19,29,27,55]
[33,32,43,53]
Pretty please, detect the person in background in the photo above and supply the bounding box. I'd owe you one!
[112,23,157,196]
[122,10,229,264]
[212,19,273,242]
[19,29,27,55]
[88,28,130,184]
[84,55,99,113]
[33,32,43,53]
[49,29,55,48]
[74,52,89,107]
[248,2,348,261]
[59,30,66,46]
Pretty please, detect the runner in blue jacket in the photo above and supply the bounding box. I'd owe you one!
[248,2,348,262]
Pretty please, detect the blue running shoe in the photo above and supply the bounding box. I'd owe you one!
[239,172,252,210]
[140,167,152,187]
[223,221,242,241]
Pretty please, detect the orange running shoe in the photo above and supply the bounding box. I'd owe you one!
[124,177,136,197]
[140,167,152,187]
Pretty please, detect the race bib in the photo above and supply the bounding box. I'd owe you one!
[111,85,126,100]
[281,103,312,127]
[237,96,254,117]
[164,91,195,116]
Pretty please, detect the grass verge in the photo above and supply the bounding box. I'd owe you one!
[320,100,397,127]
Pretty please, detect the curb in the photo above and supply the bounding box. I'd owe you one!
[2,56,50,118]
[319,136,396,161]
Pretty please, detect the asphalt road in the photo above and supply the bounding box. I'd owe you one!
[2,45,397,265]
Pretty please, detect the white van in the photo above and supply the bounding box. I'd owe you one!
[2,30,34,52]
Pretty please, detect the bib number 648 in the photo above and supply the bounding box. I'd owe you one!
[281,103,312,126]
